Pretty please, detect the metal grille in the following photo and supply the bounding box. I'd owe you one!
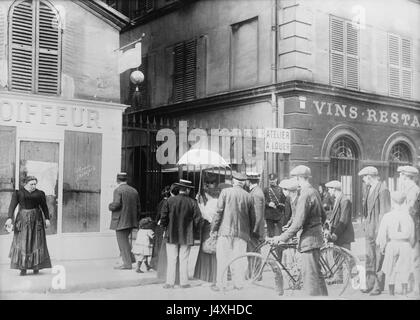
[388,142,413,191]
[329,137,360,217]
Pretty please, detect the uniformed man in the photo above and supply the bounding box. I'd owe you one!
[358,166,391,296]
[263,173,286,237]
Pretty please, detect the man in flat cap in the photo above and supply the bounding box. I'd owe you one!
[325,180,355,250]
[211,171,256,291]
[271,165,328,296]
[280,178,300,230]
[246,172,266,244]
[399,165,420,296]
[358,166,391,295]
[264,173,286,238]
[160,179,202,288]
[109,173,141,270]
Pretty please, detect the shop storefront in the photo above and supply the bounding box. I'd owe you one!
[0,92,126,263]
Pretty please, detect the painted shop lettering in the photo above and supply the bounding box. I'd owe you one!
[0,100,101,129]
[313,100,420,128]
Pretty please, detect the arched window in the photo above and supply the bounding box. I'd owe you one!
[8,0,61,95]
[388,142,413,190]
[329,136,360,217]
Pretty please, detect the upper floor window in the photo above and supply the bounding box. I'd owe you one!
[172,39,197,103]
[8,0,61,95]
[329,16,359,90]
[388,34,412,99]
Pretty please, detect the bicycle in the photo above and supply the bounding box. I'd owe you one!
[220,236,360,297]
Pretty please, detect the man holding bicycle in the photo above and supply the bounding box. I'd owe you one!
[270,165,328,296]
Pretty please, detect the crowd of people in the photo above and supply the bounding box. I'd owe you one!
[4,163,420,298]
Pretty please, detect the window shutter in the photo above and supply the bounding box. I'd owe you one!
[184,39,197,101]
[9,0,35,92]
[388,34,400,97]
[346,22,359,90]
[330,17,345,87]
[37,1,60,95]
[173,42,185,103]
[196,35,208,98]
[401,38,412,99]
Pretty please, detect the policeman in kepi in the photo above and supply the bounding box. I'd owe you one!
[263,173,286,237]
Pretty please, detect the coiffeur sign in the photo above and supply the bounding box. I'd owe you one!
[0,98,101,129]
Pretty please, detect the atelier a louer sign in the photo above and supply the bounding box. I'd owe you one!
[264,128,291,154]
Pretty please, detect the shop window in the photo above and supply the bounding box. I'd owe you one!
[62,131,102,233]
[329,16,359,90]
[172,39,197,102]
[329,136,359,217]
[8,0,61,95]
[388,34,412,99]
[231,17,258,89]
[388,142,413,191]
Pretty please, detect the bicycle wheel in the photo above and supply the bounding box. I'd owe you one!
[319,245,351,296]
[280,246,303,291]
[221,252,284,295]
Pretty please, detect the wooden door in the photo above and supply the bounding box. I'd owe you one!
[62,131,102,233]
[20,140,59,235]
[0,126,16,235]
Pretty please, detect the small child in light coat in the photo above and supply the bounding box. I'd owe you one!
[132,217,155,273]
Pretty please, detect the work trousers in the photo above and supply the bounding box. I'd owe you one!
[216,236,247,288]
[166,243,191,286]
[116,228,134,268]
[301,249,328,296]
[266,219,282,237]
[365,237,385,292]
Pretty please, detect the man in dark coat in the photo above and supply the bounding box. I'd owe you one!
[359,166,391,296]
[272,165,328,296]
[325,180,355,250]
[264,173,286,237]
[160,179,202,289]
[109,173,141,270]
[246,173,265,242]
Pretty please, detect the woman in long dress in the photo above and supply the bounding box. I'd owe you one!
[4,176,52,276]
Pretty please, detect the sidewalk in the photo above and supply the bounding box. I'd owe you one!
[0,258,162,295]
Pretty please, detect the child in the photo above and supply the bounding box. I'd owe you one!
[376,191,415,296]
[133,217,155,273]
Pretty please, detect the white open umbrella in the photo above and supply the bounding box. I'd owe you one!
[177,149,230,168]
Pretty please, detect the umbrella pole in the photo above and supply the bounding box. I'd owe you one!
[197,166,202,200]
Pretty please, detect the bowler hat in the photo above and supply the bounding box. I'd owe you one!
[279,178,299,191]
[358,166,378,177]
[325,180,342,190]
[174,179,194,189]
[232,171,248,181]
[290,165,311,178]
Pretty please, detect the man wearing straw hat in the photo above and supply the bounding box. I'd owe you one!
[324,180,355,250]
[160,179,202,289]
[358,166,391,295]
[398,165,420,296]
[271,165,328,296]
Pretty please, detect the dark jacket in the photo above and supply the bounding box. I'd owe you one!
[329,194,355,246]
[108,183,141,231]
[250,185,265,239]
[279,184,326,252]
[362,181,391,240]
[212,185,256,243]
[263,185,286,221]
[160,194,202,246]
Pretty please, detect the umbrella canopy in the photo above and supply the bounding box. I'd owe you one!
[177,149,230,168]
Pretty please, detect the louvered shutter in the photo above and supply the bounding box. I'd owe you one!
[173,42,185,102]
[184,39,197,101]
[401,38,412,99]
[330,17,345,87]
[37,1,60,95]
[146,0,154,12]
[9,0,35,92]
[346,22,359,90]
[388,34,400,97]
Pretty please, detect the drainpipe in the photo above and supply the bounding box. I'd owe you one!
[271,0,280,174]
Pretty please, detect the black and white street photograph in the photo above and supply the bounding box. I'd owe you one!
[0,0,419,303]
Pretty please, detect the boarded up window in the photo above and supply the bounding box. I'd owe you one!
[173,39,197,103]
[0,126,16,236]
[231,17,258,89]
[388,34,412,99]
[63,131,102,233]
[8,0,61,95]
[330,16,359,90]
